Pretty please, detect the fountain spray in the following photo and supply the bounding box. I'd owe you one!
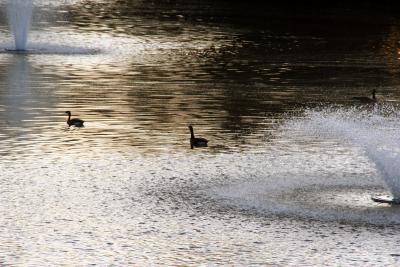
[7,0,34,51]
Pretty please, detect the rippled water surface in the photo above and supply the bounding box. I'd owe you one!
[1,0,400,266]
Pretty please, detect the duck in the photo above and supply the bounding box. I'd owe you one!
[188,125,208,149]
[65,111,84,127]
[352,89,377,103]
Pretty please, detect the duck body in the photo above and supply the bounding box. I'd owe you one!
[65,111,84,127]
[352,90,377,103]
[189,125,208,149]
[191,136,208,148]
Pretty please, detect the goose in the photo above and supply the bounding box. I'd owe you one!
[65,111,84,127]
[352,89,377,103]
[188,125,208,149]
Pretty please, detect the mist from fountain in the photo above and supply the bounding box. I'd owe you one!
[285,105,400,199]
[7,0,33,51]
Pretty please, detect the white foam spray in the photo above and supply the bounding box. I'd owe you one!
[285,105,400,198]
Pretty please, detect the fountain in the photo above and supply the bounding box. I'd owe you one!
[7,0,33,51]
[2,0,102,55]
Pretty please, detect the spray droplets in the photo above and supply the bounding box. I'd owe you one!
[284,104,400,198]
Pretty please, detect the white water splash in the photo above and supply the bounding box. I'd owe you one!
[285,105,400,198]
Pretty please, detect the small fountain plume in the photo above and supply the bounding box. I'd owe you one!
[7,0,34,51]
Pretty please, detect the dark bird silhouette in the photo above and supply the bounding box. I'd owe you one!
[188,125,208,149]
[65,111,84,127]
[352,89,377,103]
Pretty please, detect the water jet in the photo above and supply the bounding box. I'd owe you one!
[7,0,33,51]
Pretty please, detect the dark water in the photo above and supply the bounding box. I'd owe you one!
[1,1,400,265]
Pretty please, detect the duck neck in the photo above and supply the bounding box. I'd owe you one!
[67,113,71,123]
[189,126,195,138]
[372,91,376,99]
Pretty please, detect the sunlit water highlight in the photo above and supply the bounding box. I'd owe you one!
[0,150,397,265]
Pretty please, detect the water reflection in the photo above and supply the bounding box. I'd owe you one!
[0,54,61,159]
[2,55,32,124]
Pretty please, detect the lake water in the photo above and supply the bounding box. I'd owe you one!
[1,1,400,265]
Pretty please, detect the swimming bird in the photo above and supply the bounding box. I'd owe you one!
[65,111,84,127]
[352,89,377,103]
[188,125,208,149]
